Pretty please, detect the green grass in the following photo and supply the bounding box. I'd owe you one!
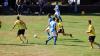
[0,15,100,56]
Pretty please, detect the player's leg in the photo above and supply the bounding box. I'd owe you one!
[89,36,95,48]
[53,32,57,45]
[61,28,67,36]
[90,42,93,48]
[61,29,73,37]
[18,35,24,43]
[17,5,20,15]
[46,37,53,45]
[53,36,57,45]
[45,27,50,39]
[17,29,24,43]
[89,36,93,48]
[65,33,73,37]
[46,31,54,45]
[94,42,100,48]
[22,35,28,44]
[57,28,71,37]
[21,29,28,44]
[58,16,62,22]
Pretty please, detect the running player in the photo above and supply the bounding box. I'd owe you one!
[46,17,57,45]
[44,13,53,39]
[11,16,28,43]
[54,1,62,22]
[55,17,72,37]
[86,19,96,48]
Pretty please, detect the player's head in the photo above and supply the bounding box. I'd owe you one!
[56,18,59,22]
[53,17,55,21]
[48,13,51,18]
[88,19,92,24]
[56,1,58,5]
[17,16,20,20]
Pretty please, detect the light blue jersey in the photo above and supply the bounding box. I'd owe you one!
[48,17,53,24]
[54,5,60,16]
[54,5,62,22]
[49,21,56,32]
[46,20,57,45]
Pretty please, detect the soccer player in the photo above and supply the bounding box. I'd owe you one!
[0,20,1,28]
[55,17,72,37]
[86,19,96,48]
[11,16,28,43]
[16,0,22,15]
[44,13,53,39]
[46,17,57,45]
[54,1,62,22]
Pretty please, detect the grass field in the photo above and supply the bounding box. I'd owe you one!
[0,15,100,56]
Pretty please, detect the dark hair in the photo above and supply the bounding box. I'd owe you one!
[17,16,20,20]
[88,19,91,24]
[56,18,59,22]
[48,13,51,17]
[56,1,58,5]
[53,17,55,21]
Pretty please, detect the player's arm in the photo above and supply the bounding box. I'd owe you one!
[43,24,50,31]
[86,26,92,33]
[11,25,16,31]
[11,21,17,31]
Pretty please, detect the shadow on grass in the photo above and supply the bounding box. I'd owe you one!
[94,42,100,48]
[63,44,88,47]
[0,43,33,46]
[28,42,45,45]
[0,38,85,47]
[67,21,82,23]
[59,38,84,43]
[29,43,88,47]
[0,43,89,47]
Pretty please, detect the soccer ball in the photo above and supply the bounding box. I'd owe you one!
[33,34,37,38]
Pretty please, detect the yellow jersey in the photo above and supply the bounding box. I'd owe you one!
[87,24,95,36]
[56,22,63,30]
[14,20,27,29]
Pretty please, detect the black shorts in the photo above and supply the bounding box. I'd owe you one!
[89,36,95,42]
[57,29,64,33]
[17,29,25,36]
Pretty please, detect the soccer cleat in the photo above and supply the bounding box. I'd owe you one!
[45,40,48,45]
[63,33,67,36]
[70,34,73,38]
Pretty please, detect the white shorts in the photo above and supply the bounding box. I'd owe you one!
[50,31,57,37]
